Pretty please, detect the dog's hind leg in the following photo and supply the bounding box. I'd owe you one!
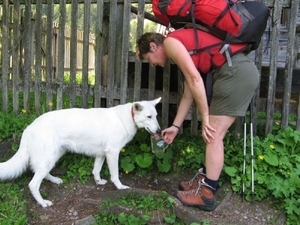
[93,156,107,185]
[45,173,63,184]
[29,170,54,208]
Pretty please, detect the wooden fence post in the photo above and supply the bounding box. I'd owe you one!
[34,0,42,114]
[265,0,284,135]
[45,0,54,112]
[133,0,145,102]
[56,0,66,110]
[1,0,9,112]
[120,0,131,104]
[69,0,78,108]
[81,0,91,108]
[281,0,300,128]
[94,0,104,108]
[107,0,117,107]
[162,62,170,129]
[12,0,20,114]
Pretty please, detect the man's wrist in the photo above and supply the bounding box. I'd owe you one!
[172,124,180,129]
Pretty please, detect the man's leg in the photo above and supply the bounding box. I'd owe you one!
[176,115,236,211]
[178,114,236,191]
[205,115,236,182]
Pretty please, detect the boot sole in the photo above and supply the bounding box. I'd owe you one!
[176,193,216,211]
[181,202,215,211]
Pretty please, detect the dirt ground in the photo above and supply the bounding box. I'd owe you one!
[0,142,285,225]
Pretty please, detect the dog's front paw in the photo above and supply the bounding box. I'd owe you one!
[52,177,63,184]
[40,199,53,208]
[116,184,130,189]
[95,179,107,185]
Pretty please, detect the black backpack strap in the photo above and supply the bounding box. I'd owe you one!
[187,41,225,55]
[205,71,213,106]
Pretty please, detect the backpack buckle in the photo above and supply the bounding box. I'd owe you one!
[219,44,233,67]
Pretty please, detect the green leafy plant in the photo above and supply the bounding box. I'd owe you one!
[223,123,300,224]
[1,92,300,224]
[95,191,184,224]
[120,129,173,174]
[59,153,94,183]
[0,111,36,142]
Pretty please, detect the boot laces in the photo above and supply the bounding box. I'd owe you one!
[184,180,203,196]
[187,171,201,186]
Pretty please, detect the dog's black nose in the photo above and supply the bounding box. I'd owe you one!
[156,128,161,134]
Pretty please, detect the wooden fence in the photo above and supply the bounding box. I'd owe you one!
[0,0,299,137]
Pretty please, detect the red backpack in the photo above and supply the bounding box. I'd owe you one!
[167,28,248,74]
[152,0,270,51]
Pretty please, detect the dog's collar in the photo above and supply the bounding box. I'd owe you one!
[131,106,134,117]
[131,106,136,126]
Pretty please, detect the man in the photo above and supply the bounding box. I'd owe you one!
[136,28,259,211]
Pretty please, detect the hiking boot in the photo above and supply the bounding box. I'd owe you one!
[176,179,215,211]
[178,168,206,191]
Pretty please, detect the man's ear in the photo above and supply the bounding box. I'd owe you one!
[149,42,157,51]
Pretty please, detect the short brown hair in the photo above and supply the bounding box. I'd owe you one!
[136,32,165,60]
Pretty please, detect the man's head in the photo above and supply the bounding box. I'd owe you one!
[136,33,168,67]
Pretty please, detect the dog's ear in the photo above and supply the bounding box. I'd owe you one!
[133,103,143,112]
[151,97,161,106]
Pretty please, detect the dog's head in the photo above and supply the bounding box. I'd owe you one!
[132,97,161,137]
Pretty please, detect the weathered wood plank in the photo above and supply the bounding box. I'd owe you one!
[23,0,32,111]
[45,0,53,111]
[1,0,9,111]
[133,0,145,101]
[113,4,124,106]
[120,0,130,104]
[251,0,267,136]
[56,0,66,110]
[12,0,20,113]
[148,66,156,100]
[69,0,78,108]
[281,3,300,128]
[107,0,117,107]
[265,1,284,135]
[176,70,183,134]
[93,0,104,108]
[190,103,199,136]
[81,0,91,108]
[162,62,170,128]
[34,0,42,114]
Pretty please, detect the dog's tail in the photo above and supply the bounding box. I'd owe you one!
[0,136,30,181]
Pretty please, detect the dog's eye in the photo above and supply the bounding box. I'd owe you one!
[147,116,152,119]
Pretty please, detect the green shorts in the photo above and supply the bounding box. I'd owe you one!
[209,53,260,116]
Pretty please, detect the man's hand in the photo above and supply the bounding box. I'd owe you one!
[162,126,179,144]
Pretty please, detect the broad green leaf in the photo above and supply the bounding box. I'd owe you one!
[224,166,237,176]
[264,150,278,166]
[135,153,153,168]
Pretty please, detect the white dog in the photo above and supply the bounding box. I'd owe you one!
[0,97,161,207]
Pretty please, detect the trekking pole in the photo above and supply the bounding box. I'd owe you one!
[242,114,247,202]
[250,100,255,201]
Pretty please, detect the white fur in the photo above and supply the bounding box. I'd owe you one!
[0,97,161,207]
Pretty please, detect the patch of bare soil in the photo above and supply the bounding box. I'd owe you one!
[1,142,285,225]
[26,172,284,225]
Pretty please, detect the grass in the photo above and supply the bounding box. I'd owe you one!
[94,191,186,225]
[0,181,28,224]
